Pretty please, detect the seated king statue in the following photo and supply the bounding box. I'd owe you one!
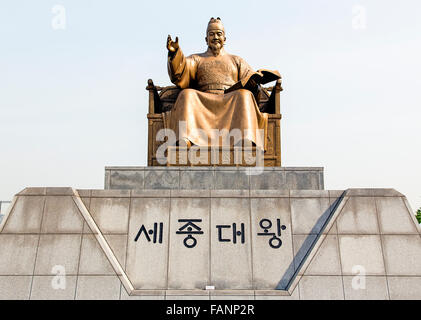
[163,17,279,150]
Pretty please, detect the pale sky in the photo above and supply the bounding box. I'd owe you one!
[0,0,420,213]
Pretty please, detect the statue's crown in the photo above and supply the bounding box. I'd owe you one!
[207,17,225,34]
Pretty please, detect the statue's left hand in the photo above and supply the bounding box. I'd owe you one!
[167,35,179,53]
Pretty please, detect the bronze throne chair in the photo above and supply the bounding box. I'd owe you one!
[146,79,283,167]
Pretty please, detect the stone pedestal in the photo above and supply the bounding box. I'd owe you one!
[104,166,324,191]
[1,185,420,300]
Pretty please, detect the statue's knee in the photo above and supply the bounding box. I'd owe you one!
[180,88,195,99]
[235,89,255,105]
[237,89,253,99]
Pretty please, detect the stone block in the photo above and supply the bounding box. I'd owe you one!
[45,188,75,196]
[81,197,91,210]
[76,190,91,197]
[75,276,121,300]
[250,190,289,198]
[329,190,344,198]
[211,289,255,296]
[210,198,252,290]
[255,288,299,300]
[18,188,46,196]
[343,276,389,300]
[144,169,179,189]
[91,190,131,198]
[250,198,294,289]
[169,295,210,300]
[376,197,418,234]
[290,197,331,235]
[82,222,93,234]
[325,222,338,235]
[132,189,170,198]
[210,295,254,300]
[168,198,210,290]
[126,198,170,289]
[120,286,164,300]
[78,234,116,275]
[304,235,341,276]
[346,189,374,197]
[166,289,207,296]
[1,196,44,233]
[0,276,32,300]
[211,189,249,198]
[105,167,324,190]
[180,170,214,189]
[371,189,404,197]
[339,235,385,275]
[290,190,329,198]
[110,170,144,189]
[30,275,77,300]
[382,235,421,275]
[286,171,320,190]
[336,197,379,234]
[170,189,211,198]
[298,276,344,300]
[104,170,111,189]
[214,170,249,190]
[250,171,286,189]
[346,188,403,197]
[34,234,82,275]
[89,198,130,234]
[104,234,127,270]
[41,196,84,233]
[387,277,421,300]
[327,196,340,235]
[0,235,39,275]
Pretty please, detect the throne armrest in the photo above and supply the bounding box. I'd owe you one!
[147,78,282,114]
[259,79,283,114]
[146,79,181,114]
[146,79,163,114]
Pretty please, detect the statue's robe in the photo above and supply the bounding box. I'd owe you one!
[163,48,268,149]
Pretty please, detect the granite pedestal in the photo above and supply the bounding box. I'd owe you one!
[105,166,324,191]
[0,182,420,300]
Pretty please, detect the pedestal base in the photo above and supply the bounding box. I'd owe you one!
[104,166,324,191]
[1,186,420,300]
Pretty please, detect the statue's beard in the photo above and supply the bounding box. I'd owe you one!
[209,41,223,55]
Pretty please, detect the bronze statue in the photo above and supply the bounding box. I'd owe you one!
[163,17,280,149]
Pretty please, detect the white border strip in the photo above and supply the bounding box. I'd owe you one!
[72,190,134,295]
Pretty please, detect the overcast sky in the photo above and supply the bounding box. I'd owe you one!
[1,0,420,212]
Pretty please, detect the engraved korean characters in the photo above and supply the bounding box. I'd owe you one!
[133,218,287,249]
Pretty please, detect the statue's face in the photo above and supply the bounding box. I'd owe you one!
[206,29,226,51]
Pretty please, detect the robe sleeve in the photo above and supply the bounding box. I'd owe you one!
[236,56,254,81]
[167,48,197,89]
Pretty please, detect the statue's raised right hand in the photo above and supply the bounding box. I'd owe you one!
[167,35,179,53]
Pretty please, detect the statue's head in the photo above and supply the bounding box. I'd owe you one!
[206,17,226,54]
